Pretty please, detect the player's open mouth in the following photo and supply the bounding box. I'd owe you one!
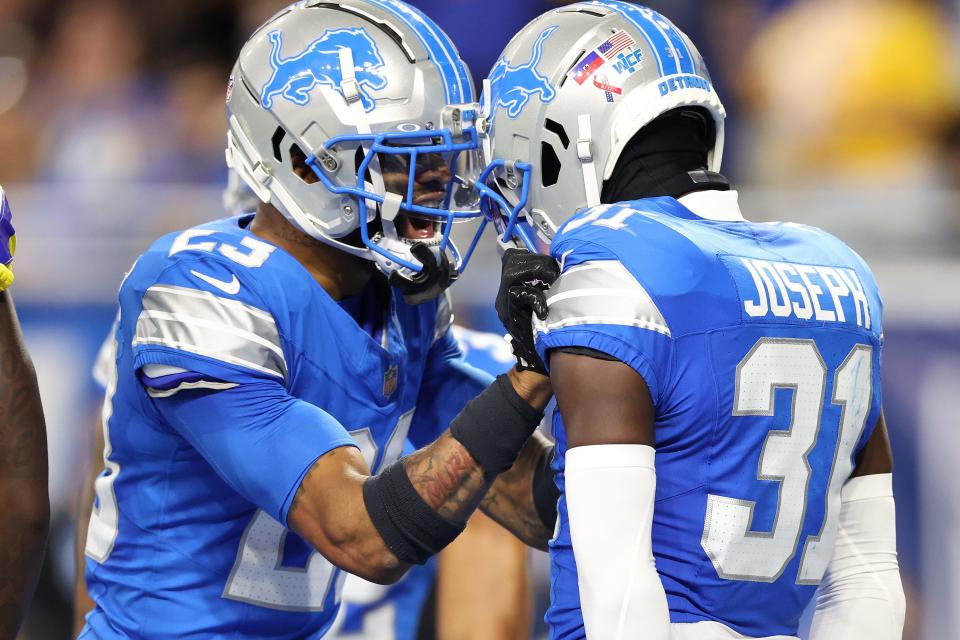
[397,213,442,245]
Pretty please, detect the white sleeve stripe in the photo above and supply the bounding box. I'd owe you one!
[146,285,275,323]
[137,311,285,359]
[132,337,285,379]
[135,284,287,378]
[559,261,623,277]
[547,288,649,305]
[535,260,670,338]
[145,380,240,398]
[141,364,190,378]
[537,315,671,337]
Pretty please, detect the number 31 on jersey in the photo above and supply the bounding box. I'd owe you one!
[702,339,873,584]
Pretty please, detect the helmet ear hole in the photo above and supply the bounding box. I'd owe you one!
[544,118,570,149]
[353,146,377,187]
[540,142,561,187]
[289,144,315,185]
[272,127,286,162]
[354,146,366,173]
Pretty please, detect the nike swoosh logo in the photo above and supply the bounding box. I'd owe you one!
[190,270,241,295]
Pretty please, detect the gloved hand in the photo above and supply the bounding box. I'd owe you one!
[0,187,16,292]
[496,248,559,375]
[390,242,459,305]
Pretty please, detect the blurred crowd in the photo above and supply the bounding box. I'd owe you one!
[1,1,959,639]
[0,0,958,189]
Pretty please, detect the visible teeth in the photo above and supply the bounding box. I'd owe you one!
[401,236,442,247]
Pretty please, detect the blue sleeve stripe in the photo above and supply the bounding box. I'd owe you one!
[364,0,471,103]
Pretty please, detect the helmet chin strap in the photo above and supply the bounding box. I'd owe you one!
[338,46,387,219]
[480,79,494,162]
[577,114,601,208]
[388,242,458,305]
[338,47,371,137]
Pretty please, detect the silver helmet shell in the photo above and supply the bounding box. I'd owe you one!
[477,1,725,249]
[226,0,481,280]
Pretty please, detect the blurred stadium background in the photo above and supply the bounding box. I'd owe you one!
[1,0,958,638]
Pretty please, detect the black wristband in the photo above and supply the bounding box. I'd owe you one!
[450,374,544,476]
[532,444,559,531]
[363,459,465,566]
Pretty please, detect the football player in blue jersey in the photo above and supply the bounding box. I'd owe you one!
[74,2,555,638]
[0,187,49,638]
[80,324,533,640]
[476,2,906,639]
[331,326,531,640]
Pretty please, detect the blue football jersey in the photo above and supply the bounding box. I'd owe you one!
[332,327,513,640]
[81,215,489,639]
[535,198,884,639]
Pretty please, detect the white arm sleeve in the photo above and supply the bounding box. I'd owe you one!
[808,473,905,640]
[565,444,670,640]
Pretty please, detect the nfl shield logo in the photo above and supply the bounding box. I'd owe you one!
[383,365,398,397]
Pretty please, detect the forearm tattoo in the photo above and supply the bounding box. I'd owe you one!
[481,438,553,551]
[403,433,491,523]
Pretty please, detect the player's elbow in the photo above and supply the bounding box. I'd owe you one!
[299,514,408,585]
[321,531,408,585]
[346,549,407,585]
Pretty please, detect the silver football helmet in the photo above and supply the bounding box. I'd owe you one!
[475,1,725,251]
[226,0,482,297]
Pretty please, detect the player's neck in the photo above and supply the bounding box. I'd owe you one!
[250,205,373,300]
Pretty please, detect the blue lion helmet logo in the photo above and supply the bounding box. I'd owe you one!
[260,28,388,113]
[489,26,558,119]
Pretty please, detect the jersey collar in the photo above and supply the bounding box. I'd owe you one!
[677,189,746,222]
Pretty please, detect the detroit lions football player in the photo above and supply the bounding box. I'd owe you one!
[77,2,553,638]
[78,322,534,640]
[477,2,905,639]
[72,178,536,639]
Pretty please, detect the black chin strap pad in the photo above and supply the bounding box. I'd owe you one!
[389,242,459,305]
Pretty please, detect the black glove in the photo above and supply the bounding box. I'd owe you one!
[495,248,560,374]
[390,242,459,305]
